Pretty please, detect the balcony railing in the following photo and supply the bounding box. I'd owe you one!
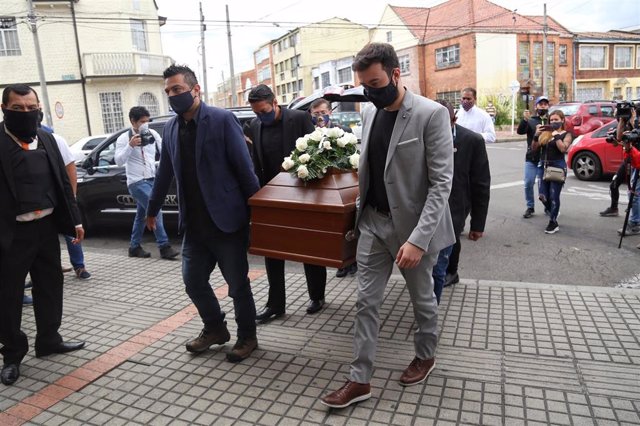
[83,52,173,77]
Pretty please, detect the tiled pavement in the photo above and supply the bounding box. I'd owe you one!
[1,250,640,425]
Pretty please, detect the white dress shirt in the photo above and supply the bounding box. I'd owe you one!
[456,105,496,143]
[114,128,162,186]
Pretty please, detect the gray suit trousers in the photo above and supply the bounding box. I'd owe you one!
[350,206,439,384]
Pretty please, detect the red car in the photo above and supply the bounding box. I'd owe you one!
[553,101,616,137]
[567,121,623,181]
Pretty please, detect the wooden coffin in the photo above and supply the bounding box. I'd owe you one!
[249,171,359,268]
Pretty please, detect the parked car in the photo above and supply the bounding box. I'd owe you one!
[553,101,616,138]
[567,120,622,181]
[69,134,110,163]
[77,109,255,231]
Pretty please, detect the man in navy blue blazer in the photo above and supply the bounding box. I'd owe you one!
[147,65,260,363]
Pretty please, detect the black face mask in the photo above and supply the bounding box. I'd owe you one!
[364,77,399,109]
[2,108,40,142]
[536,108,548,118]
[169,90,195,115]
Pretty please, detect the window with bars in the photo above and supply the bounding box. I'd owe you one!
[399,54,410,74]
[99,92,124,133]
[130,19,147,51]
[138,92,160,116]
[518,41,530,80]
[436,91,461,109]
[337,67,352,84]
[321,72,330,89]
[559,44,568,65]
[533,42,543,88]
[0,17,21,56]
[546,42,555,97]
[435,44,460,69]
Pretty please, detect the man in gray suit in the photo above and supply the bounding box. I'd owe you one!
[321,43,455,408]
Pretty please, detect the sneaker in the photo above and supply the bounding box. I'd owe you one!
[399,357,436,386]
[23,294,33,305]
[618,224,640,236]
[159,245,179,260]
[600,207,619,217]
[523,208,534,219]
[347,263,358,276]
[226,336,258,363]
[335,267,348,278]
[320,380,371,408]
[545,221,559,234]
[185,323,230,353]
[128,246,151,258]
[74,268,92,280]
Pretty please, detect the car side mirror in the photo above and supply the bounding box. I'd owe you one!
[82,157,95,175]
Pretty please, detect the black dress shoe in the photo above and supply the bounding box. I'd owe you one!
[306,299,325,314]
[444,272,459,288]
[35,341,86,358]
[1,364,20,386]
[255,306,285,323]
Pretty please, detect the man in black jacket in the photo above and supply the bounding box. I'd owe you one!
[0,84,85,386]
[517,96,548,219]
[248,85,328,321]
[433,100,491,298]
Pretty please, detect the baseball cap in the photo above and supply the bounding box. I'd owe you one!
[535,96,549,105]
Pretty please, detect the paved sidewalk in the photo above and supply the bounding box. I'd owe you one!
[1,249,640,425]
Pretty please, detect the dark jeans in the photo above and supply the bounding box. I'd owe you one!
[0,216,63,364]
[539,159,567,222]
[181,225,256,339]
[264,258,326,311]
[610,159,628,209]
[446,234,461,276]
[433,244,454,304]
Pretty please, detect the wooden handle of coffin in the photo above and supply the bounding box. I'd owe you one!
[345,230,357,241]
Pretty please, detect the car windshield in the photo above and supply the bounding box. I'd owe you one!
[554,104,580,116]
[592,121,617,138]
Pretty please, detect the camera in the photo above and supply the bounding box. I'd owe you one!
[622,129,640,146]
[615,100,640,121]
[139,123,155,146]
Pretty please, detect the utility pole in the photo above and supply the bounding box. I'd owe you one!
[27,0,52,127]
[199,2,208,103]
[542,3,547,96]
[70,0,91,134]
[226,5,237,107]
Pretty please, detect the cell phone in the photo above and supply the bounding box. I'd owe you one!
[539,125,552,131]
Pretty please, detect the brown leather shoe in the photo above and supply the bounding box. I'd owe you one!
[185,323,230,353]
[226,336,258,363]
[399,356,435,386]
[320,380,371,408]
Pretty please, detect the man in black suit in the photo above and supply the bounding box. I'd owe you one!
[432,100,490,302]
[248,85,328,321]
[0,84,85,386]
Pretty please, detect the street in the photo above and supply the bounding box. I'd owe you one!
[78,139,640,288]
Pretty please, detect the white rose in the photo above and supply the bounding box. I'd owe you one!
[336,136,349,148]
[349,153,360,169]
[297,165,309,178]
[299,153,311,164]
[327,127,344,138]
[347,133,358,145]
[308,129,324,142]
[295,137,308,152]
[322,140,332,150]
[281,156,295,170]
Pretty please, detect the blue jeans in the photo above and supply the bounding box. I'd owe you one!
[181,225,256,338]
[524,160,543,209]
[432,245,453,305]
[128,178,169,249]
[63,235,84,270]
[539,160,566,222]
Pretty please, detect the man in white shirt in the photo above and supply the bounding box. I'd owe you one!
[456,87,496,143]
[115,106,178,259]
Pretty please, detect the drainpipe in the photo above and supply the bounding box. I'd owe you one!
[70,0,92,134]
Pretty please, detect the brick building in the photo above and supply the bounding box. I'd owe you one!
[371,0,574,106]
[574,31,640,101]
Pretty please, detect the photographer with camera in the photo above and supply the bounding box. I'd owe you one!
[613,102,640,239]
[115,106,179,260]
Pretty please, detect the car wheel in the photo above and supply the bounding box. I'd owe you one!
[572,151,601,181]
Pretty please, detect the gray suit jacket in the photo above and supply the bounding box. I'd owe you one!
[357,90,455,255]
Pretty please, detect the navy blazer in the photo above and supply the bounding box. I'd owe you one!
[0,126,81,252]
[148,103,260,234]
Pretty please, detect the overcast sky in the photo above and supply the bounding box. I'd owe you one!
[155,0,640,89]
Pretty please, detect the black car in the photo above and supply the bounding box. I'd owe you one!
[77,109,255,231]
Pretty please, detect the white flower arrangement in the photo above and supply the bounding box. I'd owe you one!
[281,126,359,182]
